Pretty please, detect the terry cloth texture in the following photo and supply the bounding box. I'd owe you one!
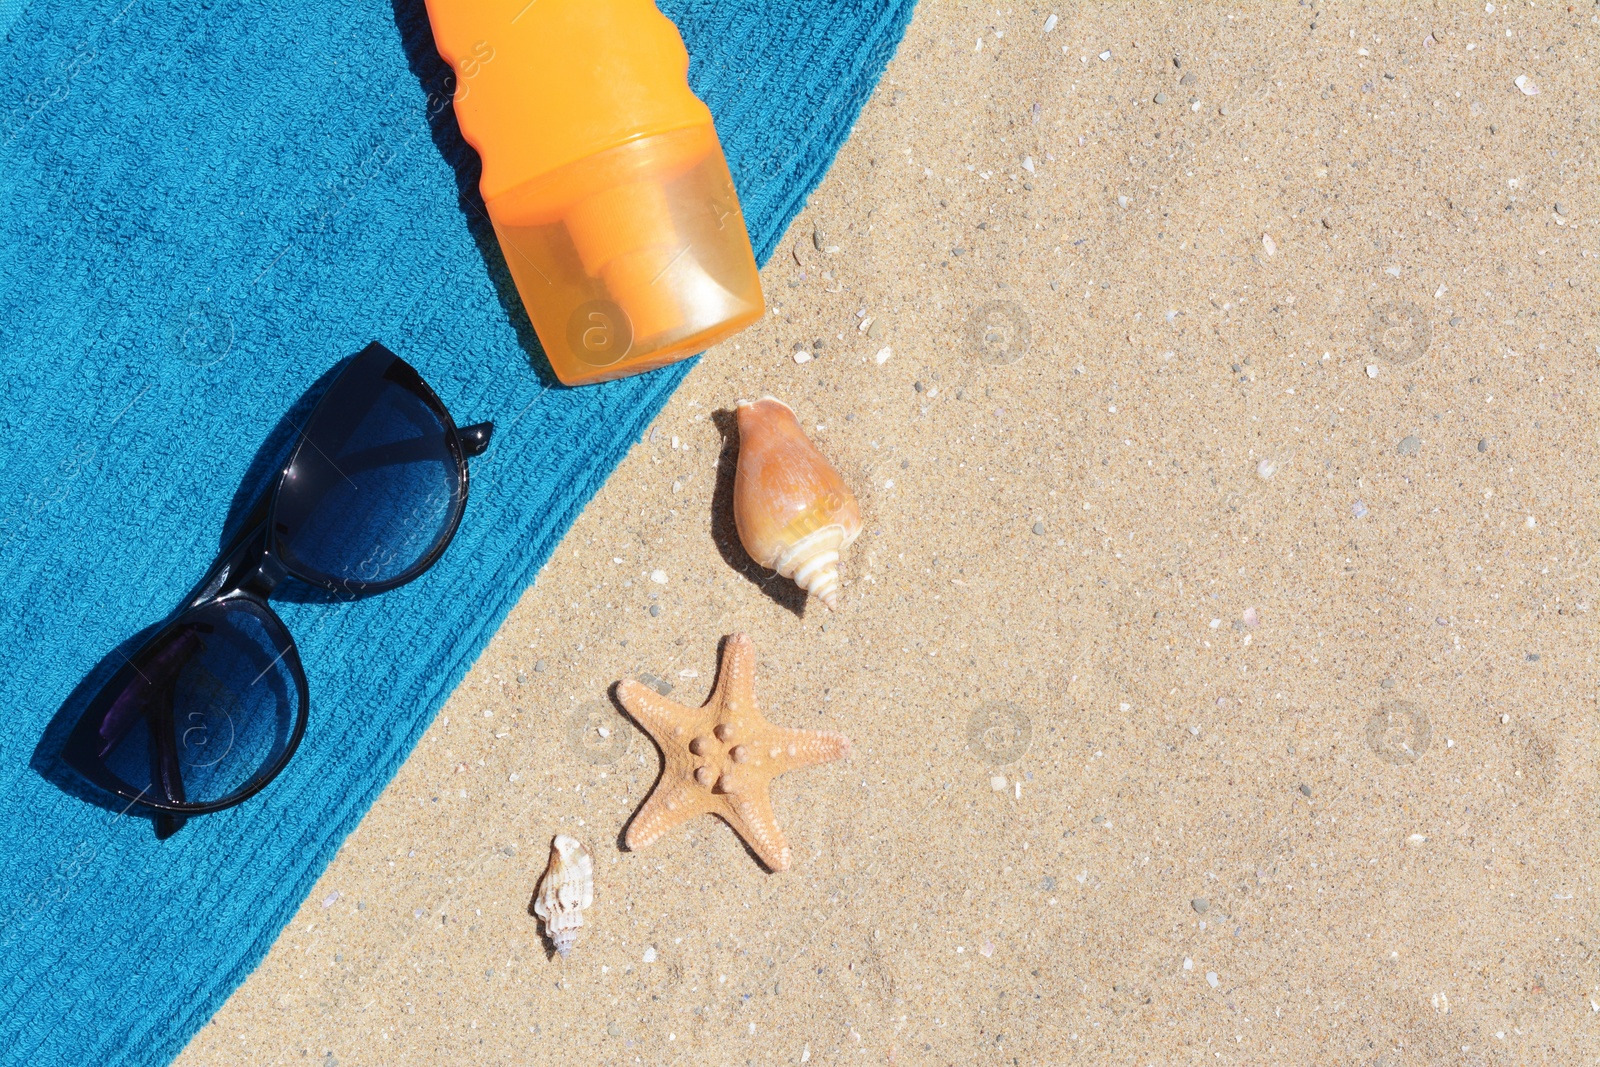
[0,1,914,1063]
[0,0,25,41]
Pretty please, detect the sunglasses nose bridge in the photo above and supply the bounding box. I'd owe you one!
[189,522,286,607]
[458,421,494,458]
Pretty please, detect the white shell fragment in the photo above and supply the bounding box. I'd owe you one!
[1513,75,1539,96]
[533,834,593,958]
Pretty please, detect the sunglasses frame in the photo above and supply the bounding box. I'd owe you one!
[62,342,492,820]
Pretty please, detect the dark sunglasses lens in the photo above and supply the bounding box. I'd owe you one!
[273,354,462,589]
[91,600,302,808]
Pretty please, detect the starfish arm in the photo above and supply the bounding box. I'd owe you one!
[761,725,851,772]
[616,679,689,738]
[720,788,793,872]
[713,633,759,713]
[625,777,712,851]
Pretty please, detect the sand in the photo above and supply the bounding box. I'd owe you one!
[174,3,1600,1063]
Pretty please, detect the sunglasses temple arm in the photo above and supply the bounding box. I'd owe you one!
[154,811,188,838]
[148,683,188,808]
[149,697,191,837]
[333,422,497,477]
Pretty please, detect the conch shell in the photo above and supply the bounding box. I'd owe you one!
[733,396,862,610]
[532,834,593,958]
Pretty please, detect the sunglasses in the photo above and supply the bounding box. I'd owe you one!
[63,342,492,832]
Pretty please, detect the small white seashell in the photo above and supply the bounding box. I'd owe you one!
[1261,233,1276,256]
[532,834,593,959]
[1514,74,1539,96]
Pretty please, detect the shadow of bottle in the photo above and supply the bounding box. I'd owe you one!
[387,0,562,390]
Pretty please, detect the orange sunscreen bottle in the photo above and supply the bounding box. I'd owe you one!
[423,0,765,386]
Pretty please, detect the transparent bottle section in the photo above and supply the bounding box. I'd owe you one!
[489,127,765,386]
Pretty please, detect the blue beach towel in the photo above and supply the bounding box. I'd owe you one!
[0,1,914,1063]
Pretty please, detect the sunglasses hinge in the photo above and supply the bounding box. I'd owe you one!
[459,421,494,458]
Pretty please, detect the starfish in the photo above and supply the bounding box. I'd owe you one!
[615,634,850,871]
